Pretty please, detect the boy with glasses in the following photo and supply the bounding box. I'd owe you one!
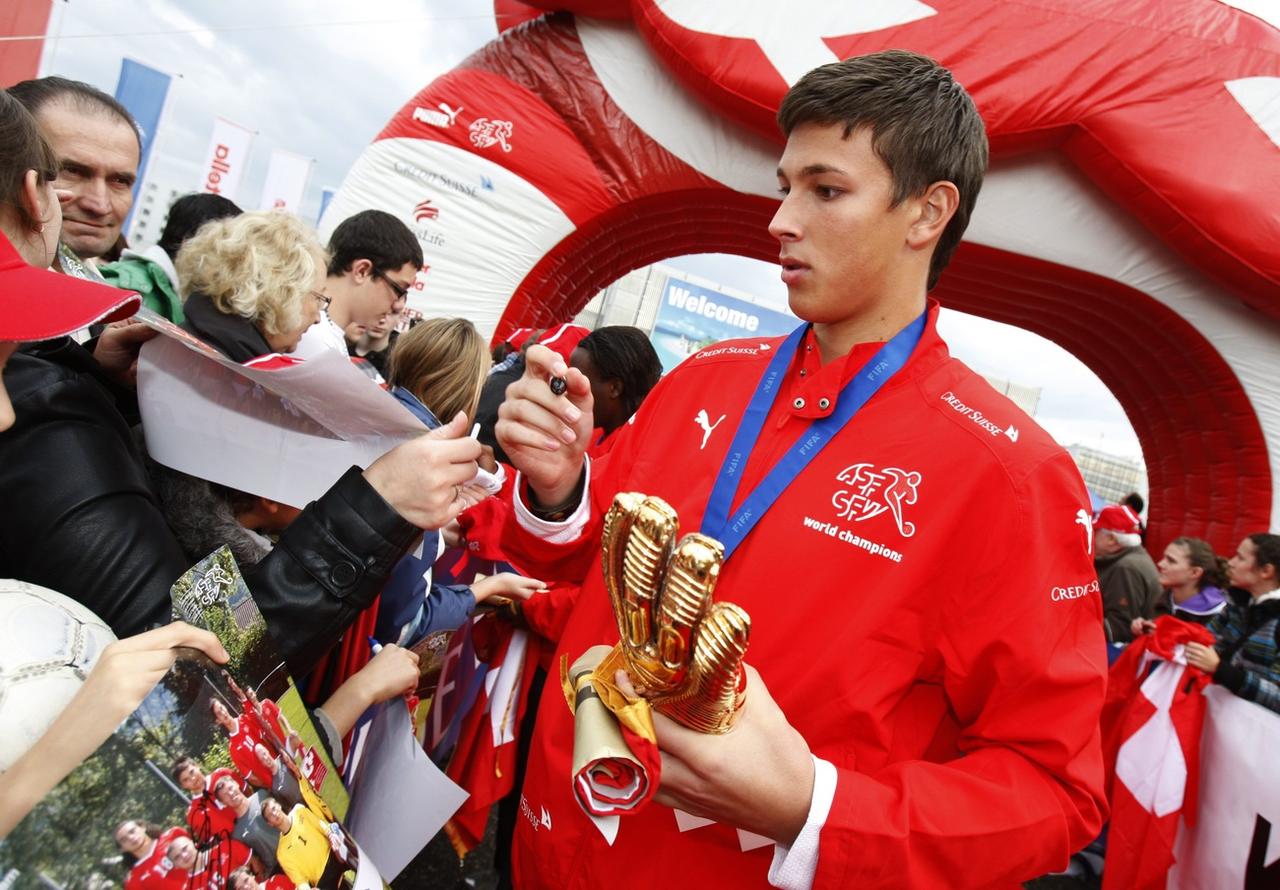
[293,209,422,369]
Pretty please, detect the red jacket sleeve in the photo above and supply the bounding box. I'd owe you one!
[814,452,1108,888]
[519,582,582,645]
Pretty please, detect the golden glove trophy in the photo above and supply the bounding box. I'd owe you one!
[598,492,751,734]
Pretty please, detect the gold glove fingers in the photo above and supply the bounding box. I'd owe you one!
[600,492,750,734]
[653,533,723,677]
[602,492,643,645]
[618,496,678,649]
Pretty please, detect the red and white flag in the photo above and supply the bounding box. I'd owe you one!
[438,616,536,854]
[1101,618,1216,890]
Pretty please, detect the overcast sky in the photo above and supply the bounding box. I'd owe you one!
[28,0,1148,463]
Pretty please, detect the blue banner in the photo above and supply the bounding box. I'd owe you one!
[650,276,796,373]
[114,58,171,236]
[317,188,337,226]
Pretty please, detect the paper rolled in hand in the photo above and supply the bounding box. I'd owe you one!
[563,645,659,817]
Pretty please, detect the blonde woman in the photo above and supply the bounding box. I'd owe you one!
[177,210,326,360]
[379,317,544,645]
[388,317,490,426]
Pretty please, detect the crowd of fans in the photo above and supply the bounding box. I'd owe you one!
[0,61,1277,890]
[1089,494,1280,717]
[0,73,665,870]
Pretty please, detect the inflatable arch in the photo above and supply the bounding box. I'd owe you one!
[320,2,1280,553]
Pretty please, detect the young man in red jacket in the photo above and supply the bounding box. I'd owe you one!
[495,50,1106,889]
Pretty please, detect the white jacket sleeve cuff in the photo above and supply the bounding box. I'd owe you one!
[768,756,836,890]
[512,459,591,544]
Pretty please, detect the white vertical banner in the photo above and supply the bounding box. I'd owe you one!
[199,117,255,201]
[1169,686,1280,888]
[258,148,314,212]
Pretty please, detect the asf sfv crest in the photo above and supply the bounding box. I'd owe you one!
[831,462,921,538]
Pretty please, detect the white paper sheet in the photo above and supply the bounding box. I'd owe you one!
[345,701,469,879]
[136,309,426,508]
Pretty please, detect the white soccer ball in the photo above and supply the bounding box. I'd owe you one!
[0,580,117,771]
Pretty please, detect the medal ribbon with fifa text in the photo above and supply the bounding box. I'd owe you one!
[700,311,926,561]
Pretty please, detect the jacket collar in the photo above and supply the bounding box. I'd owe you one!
[1226,586,1280,615]
[1254,588,1280,606]
[1175,585,1228,615]
[391,386,442,429]
[181,292,274,363]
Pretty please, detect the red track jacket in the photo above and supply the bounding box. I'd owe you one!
[504,305,1107,888]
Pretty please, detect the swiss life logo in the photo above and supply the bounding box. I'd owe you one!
[414,199,439,222]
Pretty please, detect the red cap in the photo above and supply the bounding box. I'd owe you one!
[0,232,141,342]
[1093,504,1141,535]
[537,322,590,363]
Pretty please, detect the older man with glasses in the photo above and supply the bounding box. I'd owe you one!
[292,209,422,372]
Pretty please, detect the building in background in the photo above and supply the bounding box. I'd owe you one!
[125,152,201,248]
[575,264,674,332]
[128,178,185,248]
[1068,443,1146,507]
[575,262,797,371]
[982,376,1041,416]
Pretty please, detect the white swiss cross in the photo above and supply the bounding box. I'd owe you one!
[1114,651,1190,817]
[1226,77,1280,149]
[658,0,937,85]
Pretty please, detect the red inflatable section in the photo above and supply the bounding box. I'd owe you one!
[937,244,1272,554]
[354,11,1274,551]
[410,15,733,341]
[378,66,617,227]
[494,0,629,34]
[631,0,1280,316]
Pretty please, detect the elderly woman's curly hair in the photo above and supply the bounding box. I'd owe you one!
[176,210,325,336]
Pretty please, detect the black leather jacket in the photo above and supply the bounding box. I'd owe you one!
[0,338,419,674]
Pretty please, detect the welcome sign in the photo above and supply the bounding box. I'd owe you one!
[649,277,796,373]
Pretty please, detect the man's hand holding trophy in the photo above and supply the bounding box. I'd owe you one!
[563,491,752,819]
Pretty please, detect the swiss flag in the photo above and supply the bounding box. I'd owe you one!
[1100,618,1216,889]
[434,615,537,855]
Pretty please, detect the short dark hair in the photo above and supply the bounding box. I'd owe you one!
[1248,533,1280,579]
[158,193,242,259]
[7,75,141,150]
[326,209,423,276]
[170,756,200,783]
[1121,492,1145,515]
[777,49,987,290]
[577,326,663,419]
[0,90,59,232]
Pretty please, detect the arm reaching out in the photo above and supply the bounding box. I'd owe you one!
[363,412,486,529]
[0,622,228,837]
[319,644,421,739]
[471,572,548,605]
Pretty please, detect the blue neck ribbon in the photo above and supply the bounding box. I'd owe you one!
[700,312,926,561]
